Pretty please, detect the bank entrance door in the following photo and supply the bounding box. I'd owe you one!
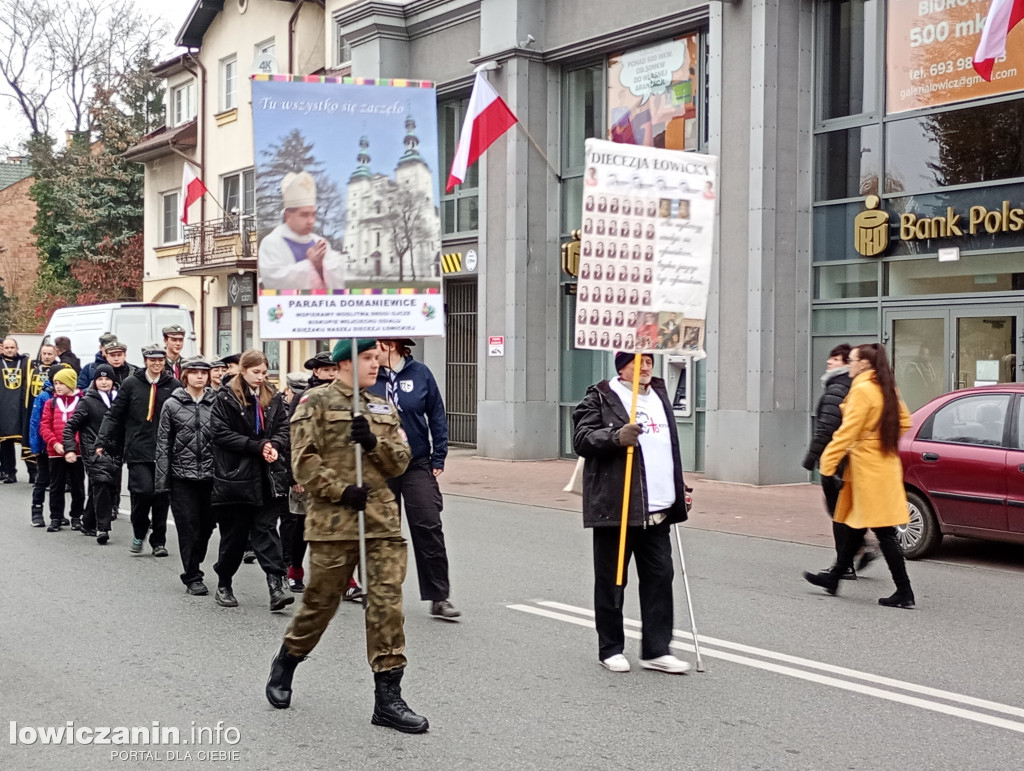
[884,307,1022,413]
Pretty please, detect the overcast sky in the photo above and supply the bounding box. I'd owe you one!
[0,0,191,156]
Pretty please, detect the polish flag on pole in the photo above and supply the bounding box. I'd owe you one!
[180,163,208,224]
[974,0,1024,81]
[445,71,518,193]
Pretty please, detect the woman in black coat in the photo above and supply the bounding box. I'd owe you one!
[209,349,292,611]
[64,363,119,544]
[156,357,218,597]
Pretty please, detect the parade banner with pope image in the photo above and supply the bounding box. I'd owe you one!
[252,75,444,339]
[573,138,716,355]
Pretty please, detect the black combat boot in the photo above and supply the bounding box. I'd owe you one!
[268,575,294,611]
[802,567,842,595]
[265,645,304,709]
[371,668,429,734]
[31,506,45,527]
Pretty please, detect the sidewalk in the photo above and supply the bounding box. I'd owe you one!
[440,448,833,548]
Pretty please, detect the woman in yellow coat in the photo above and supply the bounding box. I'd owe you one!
[803,343,916,608]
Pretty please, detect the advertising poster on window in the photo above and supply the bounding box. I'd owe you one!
[251,75,444,339]
[887,0,1024,113]
[607,35,699,151]
[573,138,716,355]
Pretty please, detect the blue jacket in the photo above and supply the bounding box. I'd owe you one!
[29,382,54,455]
[77,351,106,390]
[368,357,448,468]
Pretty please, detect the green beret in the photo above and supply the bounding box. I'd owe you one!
[331,338,378,363]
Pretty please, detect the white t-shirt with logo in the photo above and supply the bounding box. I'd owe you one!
[608,378,676,512]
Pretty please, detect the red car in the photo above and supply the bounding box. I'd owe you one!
[898,384,1024,559]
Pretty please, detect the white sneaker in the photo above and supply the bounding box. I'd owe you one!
[640,655,691,674]
[600,654,630,673]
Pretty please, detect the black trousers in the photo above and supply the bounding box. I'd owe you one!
[0,439,16,477]
[48,457,85,521]
[279,512,307,572]
[821,475,850,559]
[835,525,912,593]
[170,479,217,585]
[82,476,115,533]
[31,455,50,510]
[128,462,169,547]
[593,520,675,661]
[389,456,450,601]
[214,497,286,586]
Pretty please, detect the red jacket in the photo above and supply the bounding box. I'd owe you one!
[40,391,82,458]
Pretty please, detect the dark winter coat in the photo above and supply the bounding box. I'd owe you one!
[210,384,290,507]
[96,367,181,464]
[572,377,688,528]
[802,368,853,471]
[58,350,82,373]
[64,387,118,462]
[155,387,217,492]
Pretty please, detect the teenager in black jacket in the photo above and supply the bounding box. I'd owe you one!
[64,364,119,543]
[209,349,292,611]
[96,344,181,557]
[156,357,218,596]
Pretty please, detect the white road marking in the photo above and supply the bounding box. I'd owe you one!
[508,601,1024,736]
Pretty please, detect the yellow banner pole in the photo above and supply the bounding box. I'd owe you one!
[615,353,642,597]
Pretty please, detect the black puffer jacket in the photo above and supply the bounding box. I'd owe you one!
[155,387,217,492]
[63,387,117,461]
[96,367,181,464]
[572,377,688,528]
[210,384,290,507]
[803,367,853,470]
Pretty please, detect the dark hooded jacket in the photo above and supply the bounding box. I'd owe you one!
[96,367,181,464]
[572,376,688,528]
[64,386,118,460]
[802,367,853,470]
[210,383,290,506]
[155,386,217,492]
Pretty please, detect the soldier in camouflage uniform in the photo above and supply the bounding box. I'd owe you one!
[265,338,429,734]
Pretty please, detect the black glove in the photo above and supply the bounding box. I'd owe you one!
[801,454,816,471]
[350,415,378,451]
[339,484,371,510]
[615,423,642,447]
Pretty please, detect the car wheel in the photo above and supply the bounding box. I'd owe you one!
[899,490,941,560]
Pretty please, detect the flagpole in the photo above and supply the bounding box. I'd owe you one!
[516,122,562,183]
[614,353,642,609]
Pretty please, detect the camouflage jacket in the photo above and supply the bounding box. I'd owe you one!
[290,379,410,541]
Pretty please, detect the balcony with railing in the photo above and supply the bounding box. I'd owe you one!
[176,214,259,276]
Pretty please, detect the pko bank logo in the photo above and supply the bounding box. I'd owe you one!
[854,195,890,257]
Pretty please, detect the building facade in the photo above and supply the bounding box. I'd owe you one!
[0,159,39,306]
[131,0,1024,484]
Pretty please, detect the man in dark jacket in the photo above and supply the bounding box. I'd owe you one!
[77,333,118,390]
[100,340,136,388]
[96,343,181,556]
[572,351,690,675]
[369,339,458,619]
[801,343,875,578]
[53,336,81,373]
[0,337,31,484]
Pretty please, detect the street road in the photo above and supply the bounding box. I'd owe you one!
[2,483,1023,770]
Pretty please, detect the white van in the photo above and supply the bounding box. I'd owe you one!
[42,302,198,364]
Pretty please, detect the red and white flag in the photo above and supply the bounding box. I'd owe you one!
[446,72,518,193]
[180,163,208,224]
[974,0,1024,81]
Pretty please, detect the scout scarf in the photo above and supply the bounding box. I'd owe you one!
[146,382,158,422]
[99,389,117,409]
[251,388,264,434]
[55,392,81,423]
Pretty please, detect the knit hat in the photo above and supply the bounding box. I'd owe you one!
[331,339,378,363]
[53,368,78,390]
[614,351,653,373]
[93,363,116,382]
[282,171,316,208]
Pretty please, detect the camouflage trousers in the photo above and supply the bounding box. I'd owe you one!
[284,537,408,673]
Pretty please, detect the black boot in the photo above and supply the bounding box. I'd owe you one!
[215,585,238,607]
[803,567,841,595]
[875,527,914,609]
[31,506,45,527]
[371,668,429,734]
[879,590,916,609]
[268,575,294,611]
[265,644,304,709]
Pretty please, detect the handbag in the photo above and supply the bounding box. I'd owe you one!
[563,456,585,496]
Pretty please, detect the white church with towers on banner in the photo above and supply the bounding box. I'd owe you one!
[343,112,441,282]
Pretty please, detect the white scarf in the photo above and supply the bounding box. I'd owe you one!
[55,393,81,423]
[98,389,117,408]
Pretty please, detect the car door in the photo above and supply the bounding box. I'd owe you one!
[908,393,1010,532]
[1004,394,1024,534]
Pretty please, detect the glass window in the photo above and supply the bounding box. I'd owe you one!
[243,170,255,216]
[811,307,877,334]
[172,82,195,127]
[607,35,700,151]
[223,175,240,217]
[256,39,275,57]
[886,100,1024,193]
[216,308,232,357]
[564,65,602,173]
[818,0,878,120]
[813,200,873,262]
[263,340,280,377]
[887,252,1024,297]
[814,262,878,299]
[814,124,880,200]
[921,394,1010,447]
[221,56,237,111]
[241,306,254,351]
[162,192,180,244]
[438,97,478,235]
[337,31,352,65]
